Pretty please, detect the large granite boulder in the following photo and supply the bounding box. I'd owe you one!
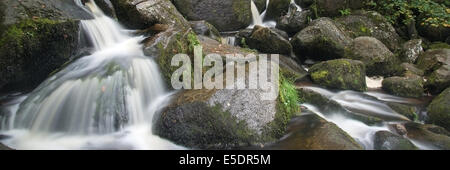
[309,59,367,91]
[0,0,93,91]
[290,17,352,61]
[171,0,253,31]
[345,36,401,77]
[427,87,450,132]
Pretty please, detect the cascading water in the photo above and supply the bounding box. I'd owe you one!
[297,85,434,150]
[250,0,302,28]
[0,0,183,150]
[250,0,263,27]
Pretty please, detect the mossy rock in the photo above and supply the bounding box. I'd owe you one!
[266,114,363,150]
[387,102,418,121]
[143,27,197,87]
[0,18,81,91]
[276,9,312,36]
[345,36,402,77]
[111,0,191,30]
[335,10,403,51]
[0,0,92,91]
[415,49,450,75]
[309,59,367,91]
[404,122,450,150]
[427,42,450,50]
[290,17,352,61]
[189,20,221,42]
[399,63,424,77]
[155,100,259,149]
[374,131,418,150]
[171,0,252,31]
[425,65,450,95]
[264,0,291,21]
[382,76,424,98]
[427,87,450,132]
[155,61,300,149]
[246,25,292,55]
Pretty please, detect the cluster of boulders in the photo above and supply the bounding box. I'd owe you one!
[232,0,450,137]
[0,0,448,150]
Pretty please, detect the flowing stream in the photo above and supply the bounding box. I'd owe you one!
[0,0,183,150]
[296,85,434,150]
[0,0,441,150]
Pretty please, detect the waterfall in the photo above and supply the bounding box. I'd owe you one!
[289,0,302,13]
[250,0,263,27]
[260,0,270,21]
[0,0,183,149]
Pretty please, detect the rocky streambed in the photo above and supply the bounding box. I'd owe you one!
[0,0,449,150]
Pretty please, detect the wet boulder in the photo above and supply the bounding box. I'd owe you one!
[189,20,221,42]
[374,131,418,150]
[155,61,299,149]
[264,0,291,21]
[415,49,450,75]
[119,0,194,86]
[427,87,450,131]
[266,114,363,150]
[400,63,424,77]
[143,27,197,86]
[0,0,93,91]
[246,25,292,55]
[171,0,252,31]
[401,39,424,63]
[336,10,403,51]
[309,59,367,91]
[415,49,450,94]
[404,122,450,150]
[290,17,352,61]
[426,65,450,94]
[276,9,312,36]
[345,36,401,77]
[382,75,425,98]
[111,0,191,30]
[235,29,254,47]
[279,57,310,82]
[387,103,418,121]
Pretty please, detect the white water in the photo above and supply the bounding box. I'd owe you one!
[303,104,389,149]
[301,86,410,121]
[249,0,277,28]
[0,0,183,150]
[250,0,263,27]
[299,86,436,150]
